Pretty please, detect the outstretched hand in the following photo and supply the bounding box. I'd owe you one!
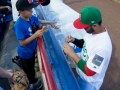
[50,22,60,29]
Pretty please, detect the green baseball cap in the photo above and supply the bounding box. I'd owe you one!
[73,6,102,29]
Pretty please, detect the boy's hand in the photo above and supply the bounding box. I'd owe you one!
[65,35,75,43]
[34,30,43,38]
[42,26,48,32]
[49,22,58,29]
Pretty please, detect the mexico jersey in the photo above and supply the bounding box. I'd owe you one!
[76,29,112,90]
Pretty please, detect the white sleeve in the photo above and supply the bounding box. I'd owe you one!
[87,49,109,73]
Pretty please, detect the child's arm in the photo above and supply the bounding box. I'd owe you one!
[36,20,53,29]
[40,20,55,24]
[0,6,11,11]
[19,30,43,46]
[39,20,57,28]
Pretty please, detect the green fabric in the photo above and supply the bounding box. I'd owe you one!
[80,6,102,25]
[77,59,86,74]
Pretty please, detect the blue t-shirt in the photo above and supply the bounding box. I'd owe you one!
[0,87,4,90]
[14,15,40,59]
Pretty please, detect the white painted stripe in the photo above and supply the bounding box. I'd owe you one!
[37,46,48,90]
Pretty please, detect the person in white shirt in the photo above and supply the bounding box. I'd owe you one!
[63,6,112,90]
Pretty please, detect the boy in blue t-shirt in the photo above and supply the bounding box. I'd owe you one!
[14,0,57,84]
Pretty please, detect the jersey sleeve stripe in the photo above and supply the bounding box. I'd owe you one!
[77,59,86,73]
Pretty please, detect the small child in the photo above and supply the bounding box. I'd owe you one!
[14,0,57,84]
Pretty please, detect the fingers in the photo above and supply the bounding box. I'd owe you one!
[63,43,69,48]
[50,22,60,29]
[42,26,47,30]
[51,23,56,28]
[63,43,73,56]
[65,35,71,43]
[7,6,12,11]
[35,26,48,37]
[9,7,12,11]
[54,23,61,29]
[65,36,69,43]
[42,26,48,32]
[34,30,43,37]
[39,30,43,35]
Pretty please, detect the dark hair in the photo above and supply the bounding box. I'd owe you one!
[98,20,102,25]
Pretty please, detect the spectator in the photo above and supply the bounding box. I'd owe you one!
[14,0,57,85]
[0,67,43,90]
[0,0,12,14]
[0,67,13,90]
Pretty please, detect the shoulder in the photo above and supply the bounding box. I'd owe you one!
[30,15,37,20]
[14,17,24,26]
[14,17,26,32]
[97,32,112,52]
[30,15,40,25]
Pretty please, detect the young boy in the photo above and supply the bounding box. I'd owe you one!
[14,0,57,84]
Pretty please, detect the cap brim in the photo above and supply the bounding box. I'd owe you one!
[27,3,39,9]
[73,18,89,29]
[18,3,39,10]
[38,0,50,6]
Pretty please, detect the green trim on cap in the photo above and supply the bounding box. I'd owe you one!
[80,6,102,25]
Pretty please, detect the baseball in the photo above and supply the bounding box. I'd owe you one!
[55,23,61,29]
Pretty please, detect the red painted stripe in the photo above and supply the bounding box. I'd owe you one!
[37,37,57,90]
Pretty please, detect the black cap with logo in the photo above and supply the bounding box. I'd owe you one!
[16,0,39,11]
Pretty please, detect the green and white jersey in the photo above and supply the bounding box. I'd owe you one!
[76,29,112,90]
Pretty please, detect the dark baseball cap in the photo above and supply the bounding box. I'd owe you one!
[16,0,39,11]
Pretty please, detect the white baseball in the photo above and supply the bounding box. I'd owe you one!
[55,23,61,29]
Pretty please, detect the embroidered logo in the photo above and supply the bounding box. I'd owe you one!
[92,54,104,66]
[28,27,32,32]
[91,21,95,23]
[93,66,96,68]
[28,27,32,36]
[30,33,33,36]
[82,42,89,61]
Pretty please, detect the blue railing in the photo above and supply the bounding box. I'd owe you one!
[35,5,81,90]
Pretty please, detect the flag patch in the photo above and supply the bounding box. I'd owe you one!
[92,54,104,66]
